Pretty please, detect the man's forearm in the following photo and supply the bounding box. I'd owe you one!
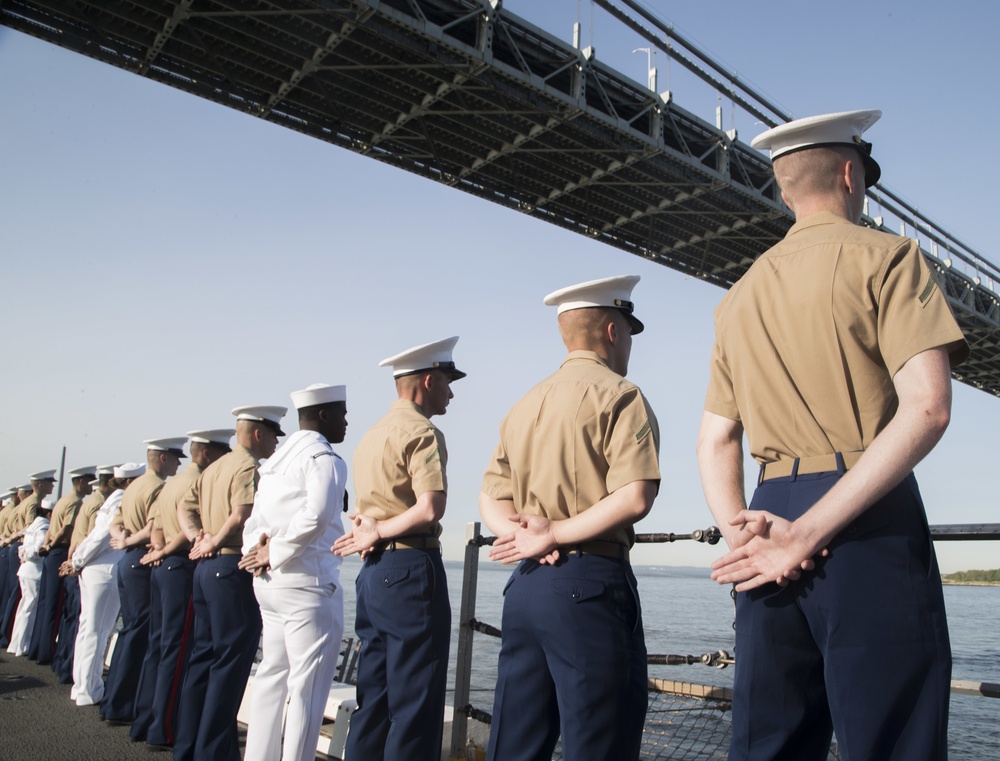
[697,411,748,549]
[548,480,657,546]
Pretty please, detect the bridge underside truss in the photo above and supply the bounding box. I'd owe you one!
[5,0,1000,394]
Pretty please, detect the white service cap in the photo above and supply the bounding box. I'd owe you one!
[17,484,33,493]
[543,275,644,334]
[114,462,146,479]
[750,109,882,187]
[68,466,97,480]
[231,405,288,436]
[186,428,236,447]
[88,478,99,488]
[290,383,347,410]
[29,469,57,482]
[379,336,466,380]
[144,437,189,458]
[96,464,120,476]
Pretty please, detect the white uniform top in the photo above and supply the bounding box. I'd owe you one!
[17,516,50,579]
[72,488,125,570]
[242,429,347,589]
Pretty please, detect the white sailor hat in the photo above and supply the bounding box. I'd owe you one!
[379,337,467,381]
[750,109,882,187]
[290,383,347,410]
[96,464,119,476]
[68,466,97,480]
[186,429,236,448]
[144,437,188,458]
[232,405,288,436]
[543,275,645,334]
[29,469,58,482]
[114,462,146,479]
[39,496,57,512]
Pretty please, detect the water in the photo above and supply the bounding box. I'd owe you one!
[337,557,1000,760]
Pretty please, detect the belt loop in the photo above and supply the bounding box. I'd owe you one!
[387,540,396,551]
[789,458,800,482]
[835,451,846,475]
[757,463,766,487]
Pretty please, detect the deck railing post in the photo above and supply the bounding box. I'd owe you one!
[449,521,483,759]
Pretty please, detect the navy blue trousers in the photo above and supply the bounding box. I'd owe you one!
[28,547,68,663]
[0,542,23,647]
[0,544,10,640]
[51,573,80,682]
[130,554,195,745]
[345,547,451,761]
[173,553,261,761]
[730,472,951,761]
[486,553,648,761]
[100,546,151,721]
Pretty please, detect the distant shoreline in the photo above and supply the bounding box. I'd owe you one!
[942,580,1000,587]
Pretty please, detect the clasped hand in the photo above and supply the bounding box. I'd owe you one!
[331,513,380,560]
[710,510,827,591]
[238,534,271,576]
[488,514,561,565]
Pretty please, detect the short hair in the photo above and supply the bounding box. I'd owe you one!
[773,145,856,203]
[558,306,616,349]
[298,401,344,423]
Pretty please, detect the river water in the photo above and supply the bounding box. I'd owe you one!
[337,556,999,760]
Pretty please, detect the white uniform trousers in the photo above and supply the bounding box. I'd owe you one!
[71,560,121,706]
[245,582,344,761]
[7,566,42,656]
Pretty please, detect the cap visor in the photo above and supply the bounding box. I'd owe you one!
[863,155,881,187]
[626,314,644,335]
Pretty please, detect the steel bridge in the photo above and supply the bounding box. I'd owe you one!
[5,0,1000,394]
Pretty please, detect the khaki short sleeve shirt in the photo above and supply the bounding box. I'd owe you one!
[70,490,106,549]
[150,462,202,544]
[12,495,39,534]
[481,351,661,547]
[181,445,259,551]
[47,492,84,546]
[113,471,166,534]
[705,211,969,463]
[353,399,447,537]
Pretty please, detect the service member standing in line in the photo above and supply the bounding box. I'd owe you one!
[480,276,660,761]
[71,463,144,706]
[29,465,95,665]
[7,495,53,656]
[0,471,56,647]
[55,467,115,683]
[240,384,349,761]
[129,428,233,748]
[333,337,464,761]
[697,111,968,761]
[173,405,286,761]
[101,438,184,723]
[0,487,22,632]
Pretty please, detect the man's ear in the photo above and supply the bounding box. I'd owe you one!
[607,319,618,344]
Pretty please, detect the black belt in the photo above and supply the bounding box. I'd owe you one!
[563,540,628,560]
[380,534,440,551]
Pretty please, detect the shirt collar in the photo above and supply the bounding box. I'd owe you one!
[786,210,855,237]
[561,349,611,369]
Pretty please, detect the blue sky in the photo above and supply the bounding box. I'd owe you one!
[1,1,997,571]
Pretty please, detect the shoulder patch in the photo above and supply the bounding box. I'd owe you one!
[635,419,651,443]
[312,450,334,460]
